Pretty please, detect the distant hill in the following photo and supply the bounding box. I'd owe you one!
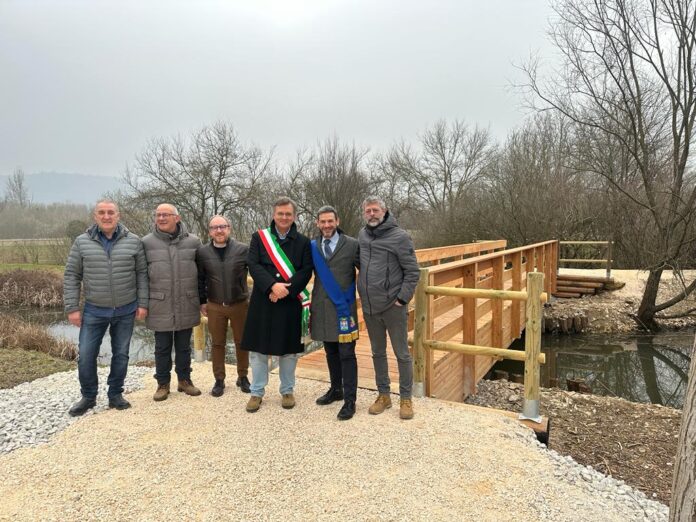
[0,172,125,205]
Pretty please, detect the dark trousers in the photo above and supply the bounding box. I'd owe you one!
[154,328,193,385]
[206,301,250,380]
[324,340,357,401]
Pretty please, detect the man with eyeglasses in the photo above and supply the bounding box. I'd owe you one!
[142,204,203,401]
[196,215,251,396]
[64,199,149,416]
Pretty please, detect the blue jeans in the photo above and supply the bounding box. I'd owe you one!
[249,351,298,397]
[77,311,135,399]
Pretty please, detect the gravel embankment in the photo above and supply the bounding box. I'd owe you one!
[0,363,668,521]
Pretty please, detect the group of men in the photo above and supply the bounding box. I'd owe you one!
[63,195,419,421]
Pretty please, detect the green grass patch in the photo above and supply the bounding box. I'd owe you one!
[0,348,75,389]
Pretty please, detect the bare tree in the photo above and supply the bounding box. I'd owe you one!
[285,137,373,236]
[122,121,274,239]
[522,0,696,330]
[383,119,495,245]
[4,167,31,207]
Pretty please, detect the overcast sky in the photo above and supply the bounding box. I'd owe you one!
[0,0,556,178]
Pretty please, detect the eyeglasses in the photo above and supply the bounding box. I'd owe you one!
[155,213,177,219]
[209,224,230,231]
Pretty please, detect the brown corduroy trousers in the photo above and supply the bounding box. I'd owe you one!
[206,301,250,380]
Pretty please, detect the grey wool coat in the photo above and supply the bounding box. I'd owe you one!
[142,223,202,332]
[63,223,148,313]
[310,232,360,342]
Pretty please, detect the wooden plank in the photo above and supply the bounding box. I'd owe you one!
[491,257,504,349]
[555,285,596,294]
[510,251,522,338]
[552,292,582,298]
[556,274,614,283]
[555,280,603,288]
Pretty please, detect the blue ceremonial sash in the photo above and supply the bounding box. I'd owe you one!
[311,240,359,342]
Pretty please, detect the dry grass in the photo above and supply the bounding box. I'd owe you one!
[0,313,77,360]
[0,269,63,308]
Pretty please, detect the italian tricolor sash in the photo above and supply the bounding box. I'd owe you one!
[258,228,311,338]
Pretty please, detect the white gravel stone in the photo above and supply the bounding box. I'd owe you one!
[0,363,669,520]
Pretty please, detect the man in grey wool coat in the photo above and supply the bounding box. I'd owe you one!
[142,203,203,401]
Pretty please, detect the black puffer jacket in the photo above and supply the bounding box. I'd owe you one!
[357,213,419,315]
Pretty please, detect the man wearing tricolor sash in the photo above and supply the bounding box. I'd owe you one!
[310,206,360,420]
[241,197,313,413]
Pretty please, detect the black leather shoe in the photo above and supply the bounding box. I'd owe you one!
[108,394,131,410]
[316,388,343,405]
[68,397,96,417]
[337,400,356,421]
[211,379,225,397]
[236,376,251,393]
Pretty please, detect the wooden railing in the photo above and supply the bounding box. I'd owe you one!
[407,239,557,402]
[412,270,546,422]
[559,240,613,278]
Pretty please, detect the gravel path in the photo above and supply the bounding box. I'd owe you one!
[0,363,668,521]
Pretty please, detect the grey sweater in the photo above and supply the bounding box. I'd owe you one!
[63,223,149,313]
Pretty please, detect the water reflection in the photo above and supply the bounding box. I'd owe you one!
[494,331,693,408]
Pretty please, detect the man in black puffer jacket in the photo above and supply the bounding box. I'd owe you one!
[63,199,148,416]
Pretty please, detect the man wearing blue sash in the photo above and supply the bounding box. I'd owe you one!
[310,206,360,420]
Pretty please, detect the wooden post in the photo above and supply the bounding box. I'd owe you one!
[669,334,696,521]
[193,322,206,363]
[605,241,613,279]
[462,264,477,397]
[510,251,522,338]
[412,268,429,398]
[521,272,543,423]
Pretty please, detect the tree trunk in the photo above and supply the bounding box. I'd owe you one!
[669,335,696,521]
[636,268,663,331]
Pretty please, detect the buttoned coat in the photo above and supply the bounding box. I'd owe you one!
[142,223,202,332]
[241,222,313,355]
[310,232,360,342]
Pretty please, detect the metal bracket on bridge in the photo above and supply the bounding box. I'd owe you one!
[519,399,542,424]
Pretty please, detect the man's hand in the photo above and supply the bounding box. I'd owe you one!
[269,294,279,303]
[200,304,208,317]
[68,311,81,327]
[394,300,403,307]
[136,307,148,320]
[271,282,290,299]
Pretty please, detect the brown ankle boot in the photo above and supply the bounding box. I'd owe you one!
[368,394,392,415]
[399,398,414,420]
[153,383,170,401]
[177,379,201,396]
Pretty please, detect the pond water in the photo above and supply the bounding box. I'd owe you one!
[493,330,694,409]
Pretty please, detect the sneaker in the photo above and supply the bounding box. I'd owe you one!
[68,397,96,417]
[399,398,414,420]
[281,393,296,409]
[153,383,170,402]
[211,379,225,397]
[236,376,251,393]
[246,395,263,413]
[316,388,343,405]
[108,394,131,410]
[177,379,202,396]
[368,394,392,415]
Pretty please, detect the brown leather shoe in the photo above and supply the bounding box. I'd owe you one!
[368,394,392,415]
[399,398,414,420]
[281,393,296,409]
[153,383,170,401]
[177,379,201,396]
[246,395,263,413]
